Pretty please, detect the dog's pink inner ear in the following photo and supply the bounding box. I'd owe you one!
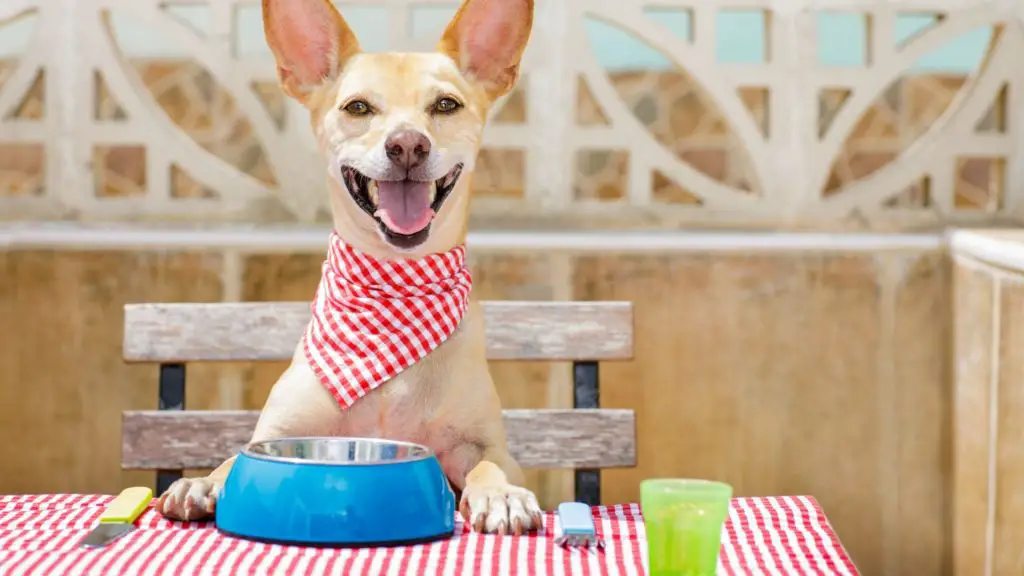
[441,0,533,97]
[263,0,359,97]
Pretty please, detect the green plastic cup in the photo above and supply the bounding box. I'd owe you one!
[640,479,733,576]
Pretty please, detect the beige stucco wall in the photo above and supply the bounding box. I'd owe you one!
[0,234,952,576]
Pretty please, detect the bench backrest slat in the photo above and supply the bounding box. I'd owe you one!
[123,301,633,363]
[122,409,637,470]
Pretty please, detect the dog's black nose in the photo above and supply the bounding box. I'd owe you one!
[385,130,430,170]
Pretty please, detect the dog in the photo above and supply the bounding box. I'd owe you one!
[155,0,541,535]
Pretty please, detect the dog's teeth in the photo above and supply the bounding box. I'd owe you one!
[429,181,438,202]
[368,180,379,204]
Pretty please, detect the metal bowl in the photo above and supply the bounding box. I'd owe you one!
[215,437,455,546]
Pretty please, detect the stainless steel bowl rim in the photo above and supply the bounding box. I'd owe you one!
[241,437,435,466]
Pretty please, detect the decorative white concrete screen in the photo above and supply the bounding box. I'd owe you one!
[0,0,1022,229]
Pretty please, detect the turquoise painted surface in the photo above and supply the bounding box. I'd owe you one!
[0,7,994,73]
[891,14,992,71]
[716,11,767,64]
[816,12,868,66]
[583,10,989,72]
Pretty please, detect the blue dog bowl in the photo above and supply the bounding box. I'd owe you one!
[215,437,455,546]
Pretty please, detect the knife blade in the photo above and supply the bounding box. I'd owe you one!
[79,486,153,548]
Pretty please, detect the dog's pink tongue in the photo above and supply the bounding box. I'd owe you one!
[373,181,435,234]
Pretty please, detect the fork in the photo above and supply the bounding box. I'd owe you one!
[554,502,605,550]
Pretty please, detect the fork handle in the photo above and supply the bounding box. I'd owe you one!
[558,502,595,536]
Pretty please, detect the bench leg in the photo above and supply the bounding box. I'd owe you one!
[156,363,186,495]
[573,361,601,507]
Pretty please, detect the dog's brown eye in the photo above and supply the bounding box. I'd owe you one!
[343,100,371,116]
[432,97,462,115]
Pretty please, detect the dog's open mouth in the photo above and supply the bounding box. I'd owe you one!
[341,163,463,246]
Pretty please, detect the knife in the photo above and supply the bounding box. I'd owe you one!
[79,486,153,548]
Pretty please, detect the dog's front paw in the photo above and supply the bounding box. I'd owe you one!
[459,483,543,535]
[156,477,220,521]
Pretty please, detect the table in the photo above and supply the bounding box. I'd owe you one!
[0,494,858,575]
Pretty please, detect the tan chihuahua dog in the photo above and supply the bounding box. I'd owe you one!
[155,0,541,535]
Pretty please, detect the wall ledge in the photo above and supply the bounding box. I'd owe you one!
[0,222,946,254]
[950,230,1024,274]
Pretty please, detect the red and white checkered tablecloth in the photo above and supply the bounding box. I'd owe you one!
[0,494,858,575]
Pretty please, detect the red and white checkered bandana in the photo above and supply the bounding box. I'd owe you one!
[302,232,473,409]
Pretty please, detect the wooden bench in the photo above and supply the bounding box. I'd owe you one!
[121,301,635,506]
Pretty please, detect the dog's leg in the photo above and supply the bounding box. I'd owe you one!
[430,304,544,534]
[157,352,341,521]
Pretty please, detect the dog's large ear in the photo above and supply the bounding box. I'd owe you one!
[437,0,533,100]
[262,0,360,104]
